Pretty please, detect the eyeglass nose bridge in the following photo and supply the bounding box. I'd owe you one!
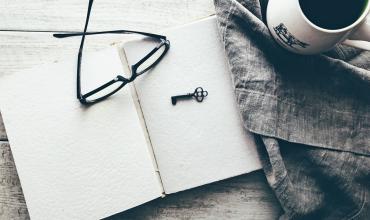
[126,71,138,82]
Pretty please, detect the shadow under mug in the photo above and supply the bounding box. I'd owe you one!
[266,0,370,55]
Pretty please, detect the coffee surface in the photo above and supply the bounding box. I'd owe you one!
[299,0,368,30]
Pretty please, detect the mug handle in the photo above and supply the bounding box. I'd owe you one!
[343,16,370,50]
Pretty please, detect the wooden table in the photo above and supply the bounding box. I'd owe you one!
[0,1,281,219]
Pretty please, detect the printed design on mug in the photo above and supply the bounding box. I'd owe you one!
[273,23,309,49]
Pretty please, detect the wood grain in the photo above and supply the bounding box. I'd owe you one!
[0,0,281,219]
[0,0,215,32]
[0,141,29,219]
[0,32,130,76]
[110,172,282,220]
[0,113,6,141]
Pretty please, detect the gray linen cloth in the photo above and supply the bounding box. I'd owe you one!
[214,0,370,219]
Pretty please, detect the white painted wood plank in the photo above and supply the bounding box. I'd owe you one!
[0,31,130,75]
[0,0,215,32]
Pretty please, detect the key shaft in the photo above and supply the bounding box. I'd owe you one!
[171,93,193,105]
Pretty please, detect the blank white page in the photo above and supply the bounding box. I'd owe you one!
[123,16,262,194]
[0,48,162,220]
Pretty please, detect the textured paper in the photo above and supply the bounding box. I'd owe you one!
[0,48,162,219]
[124,16,262,194]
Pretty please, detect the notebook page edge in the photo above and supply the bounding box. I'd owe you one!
[118,45,166,196]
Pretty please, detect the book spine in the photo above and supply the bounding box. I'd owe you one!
[117,45,166,196]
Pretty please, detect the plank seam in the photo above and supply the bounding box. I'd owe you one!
[0,30,77,33]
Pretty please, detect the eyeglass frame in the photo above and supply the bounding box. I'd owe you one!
[53,0,170,105]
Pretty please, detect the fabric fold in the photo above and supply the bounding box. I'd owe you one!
[214,0,370,156]
[214,0,370,218]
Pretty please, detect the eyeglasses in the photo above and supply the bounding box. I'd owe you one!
[53,0,170,105]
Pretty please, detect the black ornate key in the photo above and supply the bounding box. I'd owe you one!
[171,87,208,105]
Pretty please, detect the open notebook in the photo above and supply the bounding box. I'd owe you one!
[0,16,261,220]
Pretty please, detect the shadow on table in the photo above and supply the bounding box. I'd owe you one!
[107,171,282,220]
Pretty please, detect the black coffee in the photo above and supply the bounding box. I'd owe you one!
[299,0,368,30]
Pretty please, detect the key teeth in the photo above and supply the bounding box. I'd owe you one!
[171,97,177,105]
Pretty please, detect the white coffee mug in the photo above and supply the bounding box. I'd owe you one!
[266,0,370,54]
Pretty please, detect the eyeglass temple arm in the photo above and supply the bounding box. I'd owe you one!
[53,30,166,40]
